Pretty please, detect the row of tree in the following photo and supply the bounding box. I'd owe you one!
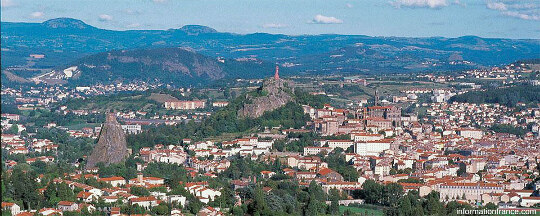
[354,180,498,216]
[449,85,540,107]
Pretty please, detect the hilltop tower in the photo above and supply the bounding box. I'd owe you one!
[274,65,280,80]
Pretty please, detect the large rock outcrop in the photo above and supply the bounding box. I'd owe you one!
[86,113,129,168]
[237,78,294,118]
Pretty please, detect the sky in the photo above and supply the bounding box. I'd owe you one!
[1,0,539,39]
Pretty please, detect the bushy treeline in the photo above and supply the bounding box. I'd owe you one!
[449,85,540,107]
[354,180,497,216]
[490,124,528,136]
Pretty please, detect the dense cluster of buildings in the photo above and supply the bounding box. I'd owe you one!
[297,100,540,207]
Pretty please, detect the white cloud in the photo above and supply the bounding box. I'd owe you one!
[453,0,466,7]
[508,3,538,10]
[126,23,141,28]
[153,0,167,3]
[502,11,540,20]
[486,1,540,21]
[487,2,507,11]
[30,11,44,18]
[262,23,288,29]
[99,14,113,21]
[311,14,343,24]
[124,9,142,15]
[391,0,449,8]
[346,3,354,8]
[1,0,16,8]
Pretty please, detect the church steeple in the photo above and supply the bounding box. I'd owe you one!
[274,65,280,80]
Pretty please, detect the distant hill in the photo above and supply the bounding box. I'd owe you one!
[2,18,539,77]
[176,25,218,35]
[42,17,96,30]
[32,47,279,86]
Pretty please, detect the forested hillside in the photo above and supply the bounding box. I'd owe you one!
[449,85,540,107]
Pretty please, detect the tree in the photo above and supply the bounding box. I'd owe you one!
[343,209,353,216]
[186,197,203,214]
[445,201,472,216]
[212,187,235,209]
[423,191,444,215]
[248,187,269,216]
[457,163,466,177]
[357,180,383,205]
[9,168,41,210]
[396,195,413,216]
[121,204,146,215]
[305,193,320,216]
[265,194,284,213]
[232,206,245,216]
[152,203,170,215]
[328,196,339,215]
[307,181,326,202]
[130,186,150,196]
[7,124,18,134]
[324,149,359,181]
[56,182,74,201]
[396,192,424,216]
[382,183,404,207]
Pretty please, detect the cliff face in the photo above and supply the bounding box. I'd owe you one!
[237,78,294,118]
[86,113,129,168]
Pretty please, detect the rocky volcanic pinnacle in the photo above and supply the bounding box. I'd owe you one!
[86,113,129,168]
[237,77,294,118]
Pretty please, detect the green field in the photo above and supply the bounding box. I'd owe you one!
[339,205,385,216]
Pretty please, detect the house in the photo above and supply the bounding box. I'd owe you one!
[321,181,362,193]
[38,208,62,216]
[457,128,483,139]
[230,180,249,190]
[167,195,187,206]
[171,208,183,216]
[260,171,276,179]
[520,197,540,207]
[354,139,393,156]
[129,196,159,209]
[317,168,344,182]
[164,100,206,110]
[184,183,222,203]
[212,101,229,107]
[102,196,121,203]
[198,206,224,216]
[58,201,78,212]
[98,176,126,187]
[110,207,121,216]
[437,183,504,203]
[2,202,21,215]
[128,173,165,186]
[303,146,331,156]
[296,172,317,180]
[77,191,97,203]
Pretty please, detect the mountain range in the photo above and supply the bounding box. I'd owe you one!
[1,18,539,85]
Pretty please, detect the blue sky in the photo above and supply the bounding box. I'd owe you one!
[1,0,539,39]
